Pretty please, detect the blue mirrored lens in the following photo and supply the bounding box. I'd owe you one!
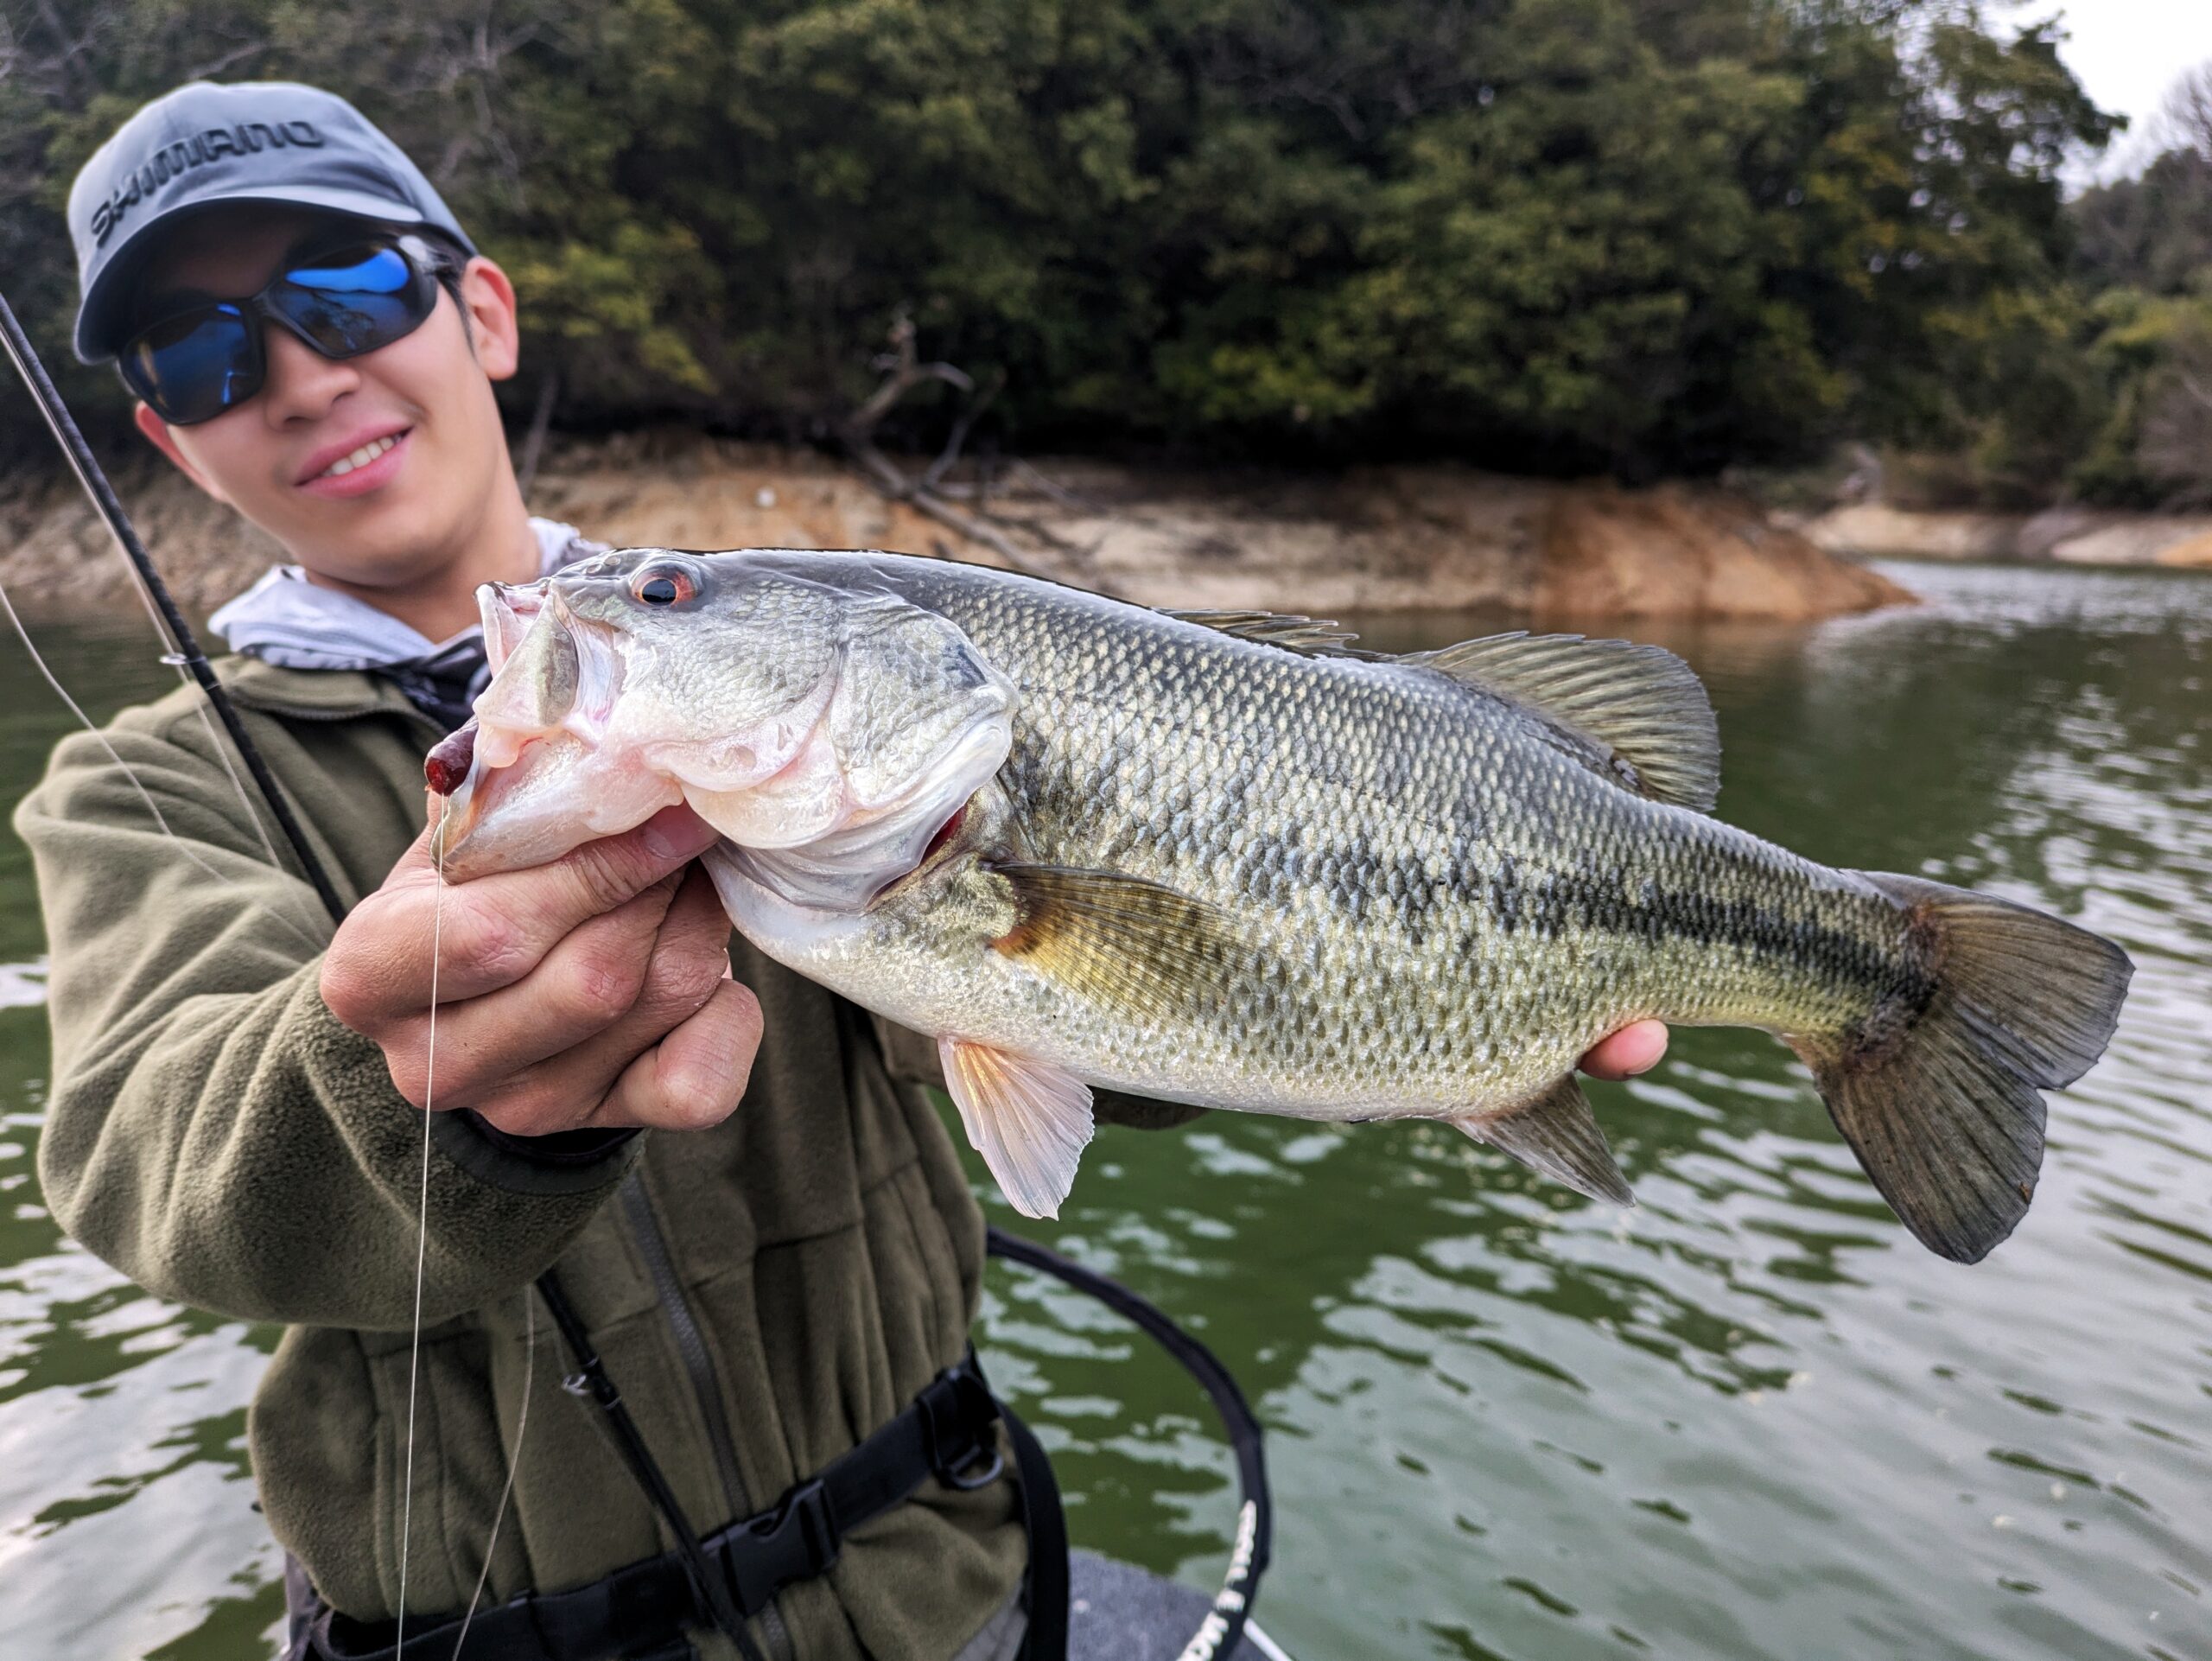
[276,245,430,356]
[126,303,256,424]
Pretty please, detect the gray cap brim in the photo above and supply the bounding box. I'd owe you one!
[74,185,438,363]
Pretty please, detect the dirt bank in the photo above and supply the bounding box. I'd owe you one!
[1797,502,2212,569]
[1,432,1910,621]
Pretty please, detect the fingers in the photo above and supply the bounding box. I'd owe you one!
[463,869,738,1131]
[379,875,686,1108]
[1579,1019,1669,1081]
[427,805,721,1002]
[588,977,764,1132]
[328,805,723,1033]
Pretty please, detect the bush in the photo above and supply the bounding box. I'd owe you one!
[0,0,2117,478]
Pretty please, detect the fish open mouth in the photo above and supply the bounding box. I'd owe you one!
[429,582,665,876]
[427,551,1017,898]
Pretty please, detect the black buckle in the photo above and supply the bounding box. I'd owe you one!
[721,1478,841,1616]
[918,1364,1005,1492]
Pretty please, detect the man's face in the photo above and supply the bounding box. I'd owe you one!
[130,207,521,592]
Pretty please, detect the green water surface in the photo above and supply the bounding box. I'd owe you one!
[1,563,2207,1659]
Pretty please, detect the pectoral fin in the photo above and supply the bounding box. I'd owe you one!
[939,1036,1096,1219]
[1454,1077,1635,1206]
[988,862,1260,1024]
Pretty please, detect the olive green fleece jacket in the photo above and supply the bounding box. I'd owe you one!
[13,654,1033,1660]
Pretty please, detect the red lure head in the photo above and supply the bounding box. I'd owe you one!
[424,718,478,797]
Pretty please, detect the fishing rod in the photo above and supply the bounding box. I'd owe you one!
[0,289,349,926]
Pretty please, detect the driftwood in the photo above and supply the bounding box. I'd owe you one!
[836,312,1115,594]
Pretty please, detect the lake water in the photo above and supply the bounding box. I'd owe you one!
[1,563,2207,1659]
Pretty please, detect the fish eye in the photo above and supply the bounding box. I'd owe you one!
[634,568,696,607]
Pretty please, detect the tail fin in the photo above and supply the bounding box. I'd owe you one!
[1789,874,2133,1263]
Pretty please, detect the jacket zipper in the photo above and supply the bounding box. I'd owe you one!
[620,1170,798,1661]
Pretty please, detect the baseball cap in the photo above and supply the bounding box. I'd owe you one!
[67,80,478,364]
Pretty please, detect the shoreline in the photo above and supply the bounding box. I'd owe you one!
[1,431,1916,622]
[1794,502,2212,570]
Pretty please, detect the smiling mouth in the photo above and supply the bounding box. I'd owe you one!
[313,430,405,480]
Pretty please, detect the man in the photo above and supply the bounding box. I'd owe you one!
[17,80,1667,1660]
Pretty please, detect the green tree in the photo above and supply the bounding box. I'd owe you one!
[0,0,2121,479]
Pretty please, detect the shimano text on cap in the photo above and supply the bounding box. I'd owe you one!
[86,117,330,248]
[67,80,477,363]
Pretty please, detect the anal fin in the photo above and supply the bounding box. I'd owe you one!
[939,1036,1096,1219]
[1454,1077,1635,1206]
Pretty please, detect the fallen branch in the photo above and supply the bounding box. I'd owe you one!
[844,309,972,441]
[836,315,1119,592]
[920,367,1004,493]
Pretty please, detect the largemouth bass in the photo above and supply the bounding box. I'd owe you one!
[434,547,2133,1262]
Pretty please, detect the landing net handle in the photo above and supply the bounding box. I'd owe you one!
[0,290,349,926]
[987,1225,1274,1661]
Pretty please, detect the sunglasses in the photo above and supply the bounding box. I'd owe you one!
[118,234,455,426]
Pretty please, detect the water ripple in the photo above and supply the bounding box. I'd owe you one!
[3,571,2209,1657]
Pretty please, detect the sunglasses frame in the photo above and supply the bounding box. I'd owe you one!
[118,232,457,426]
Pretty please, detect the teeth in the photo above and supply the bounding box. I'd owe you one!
[319,433,399,478]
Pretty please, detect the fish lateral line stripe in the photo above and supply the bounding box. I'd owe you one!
[1476,857,1905,981]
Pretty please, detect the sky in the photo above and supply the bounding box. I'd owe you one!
[2027,0,2212,186]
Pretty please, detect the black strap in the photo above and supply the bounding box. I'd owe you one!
[534,1270,764,1661]
[987,1227,1272,1661]
[702,1355,1006,1623]
[998,1401,1067,1661]
[309,1298,1006,1661]
[308,1237,1261,1661]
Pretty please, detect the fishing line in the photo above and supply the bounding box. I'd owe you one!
[182,690,290,873]
[450,1288,537,1659]
[0,576,326,957]
[394,803,448,1652]
[0,580,222,878]
[0,290,349,926]
[0,328,289,882]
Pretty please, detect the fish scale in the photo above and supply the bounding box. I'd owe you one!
[438,547,2133,1258]
[873,557,1898,1110]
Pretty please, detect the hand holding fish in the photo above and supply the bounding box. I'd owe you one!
[1575,1019,1669,1081]
[321,801,763,1135]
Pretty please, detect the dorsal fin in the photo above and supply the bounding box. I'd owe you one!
[1410,632,1721,812]
[1160,608,1370,657]
[1164,609,1720,813]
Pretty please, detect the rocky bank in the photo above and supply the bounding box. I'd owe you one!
[1,431,1911,621]
[1796,502,2212,570]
